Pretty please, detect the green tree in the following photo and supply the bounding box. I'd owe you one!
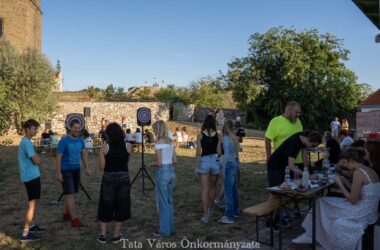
[155,85,190,103]
[87,85,103,99]
[0,40,58,134]
[189,76,228,109]
[113,87,126,99]
[0,40,16,134]
[226,27,370,130]
[0,86,11,135]
[104,84,116,99]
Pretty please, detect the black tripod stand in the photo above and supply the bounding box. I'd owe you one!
[131,125,155,195]
[54,183,91,204]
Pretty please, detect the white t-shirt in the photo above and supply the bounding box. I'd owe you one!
[134,132,143,143]
[175,131,183,142]
[330,121,340,131]
[125,133,134,142]
[182,133,188,142]
[84,137,93,149]
[341,136,354,148]
[155,143,174,165]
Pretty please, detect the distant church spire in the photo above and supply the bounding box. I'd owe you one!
[56,59,61,72]
[54,59,63,92]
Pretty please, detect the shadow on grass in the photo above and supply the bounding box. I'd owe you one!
[0,145,269,249]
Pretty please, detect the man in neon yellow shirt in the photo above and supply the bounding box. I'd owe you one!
[265,101,304,226]
[265,101,303,164]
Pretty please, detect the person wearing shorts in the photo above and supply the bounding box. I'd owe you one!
[18,119,44,242]
[97,122,132,244]
[195,115,222,224]
[56,119,90,227]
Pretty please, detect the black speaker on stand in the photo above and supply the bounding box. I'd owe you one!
[83,107,91,131]
[131,107,155,194]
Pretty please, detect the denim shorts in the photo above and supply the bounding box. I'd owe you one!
[197,154,221,175]
[61,168,80,195]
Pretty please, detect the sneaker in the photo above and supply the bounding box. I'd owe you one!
[217,216,235,224]
[97,234,106,244]
[293,207,301,218]
[71,218,85,228]
[20,232,40,242]
[292,233,312,244]
[213,199,226,209]
[207,208,214,217]
[153,230,163,237]
[29,224,46,232]
[111,233,125,244]
[62,213,70,221]
[200,215,209,224]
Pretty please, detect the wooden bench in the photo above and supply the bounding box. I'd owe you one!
[243,198,280,246]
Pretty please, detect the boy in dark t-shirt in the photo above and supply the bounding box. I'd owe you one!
[266,131,322,230]
[267,131,322,187]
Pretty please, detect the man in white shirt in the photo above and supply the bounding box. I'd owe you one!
[330,117,340,138]
[339,131,353,151]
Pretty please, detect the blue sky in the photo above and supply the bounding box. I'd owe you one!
[42,0,380,91]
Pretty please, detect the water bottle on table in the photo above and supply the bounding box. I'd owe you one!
[284,166,291,183]
[302,167,310,189]
[322,151,330,176]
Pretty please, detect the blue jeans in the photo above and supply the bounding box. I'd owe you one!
[224,160,240,218]
[155,164,176,236]
[197,154,221,174]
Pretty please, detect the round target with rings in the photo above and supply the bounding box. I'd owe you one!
[137,108,150,124]
[65,113,85,132]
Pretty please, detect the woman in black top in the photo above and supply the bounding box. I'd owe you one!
[97,123,132,244]
[195,115,222,224]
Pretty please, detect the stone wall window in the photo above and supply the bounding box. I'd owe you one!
[0,18,3,37]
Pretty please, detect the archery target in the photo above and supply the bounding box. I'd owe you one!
[137,107,151,126]
[65,113,85,132]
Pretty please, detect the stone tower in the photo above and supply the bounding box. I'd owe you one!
[0,0,42,51]
[54,59,63,92]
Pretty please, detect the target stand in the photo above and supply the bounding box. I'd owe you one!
[131,107,155,195]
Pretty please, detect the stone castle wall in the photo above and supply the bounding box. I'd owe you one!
[0,0,42,51]
[48,102,170,134]
[173,103,246,125]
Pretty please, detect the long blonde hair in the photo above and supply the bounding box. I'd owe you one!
[152,120,171,144]
[222,119,239,153]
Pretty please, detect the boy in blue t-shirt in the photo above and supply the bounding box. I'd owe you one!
[56,119,90,227]
[18,119,44,242]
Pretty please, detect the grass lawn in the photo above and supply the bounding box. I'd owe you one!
[0,124,269,250]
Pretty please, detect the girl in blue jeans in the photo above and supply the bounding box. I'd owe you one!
[218,119,240,224]
[147,120,177,237]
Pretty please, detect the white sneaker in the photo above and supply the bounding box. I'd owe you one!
[201,215,209,224]
[218,216,235,224]
[292,233,312,244]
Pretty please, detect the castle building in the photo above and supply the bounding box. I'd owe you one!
[0,0,42,51]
